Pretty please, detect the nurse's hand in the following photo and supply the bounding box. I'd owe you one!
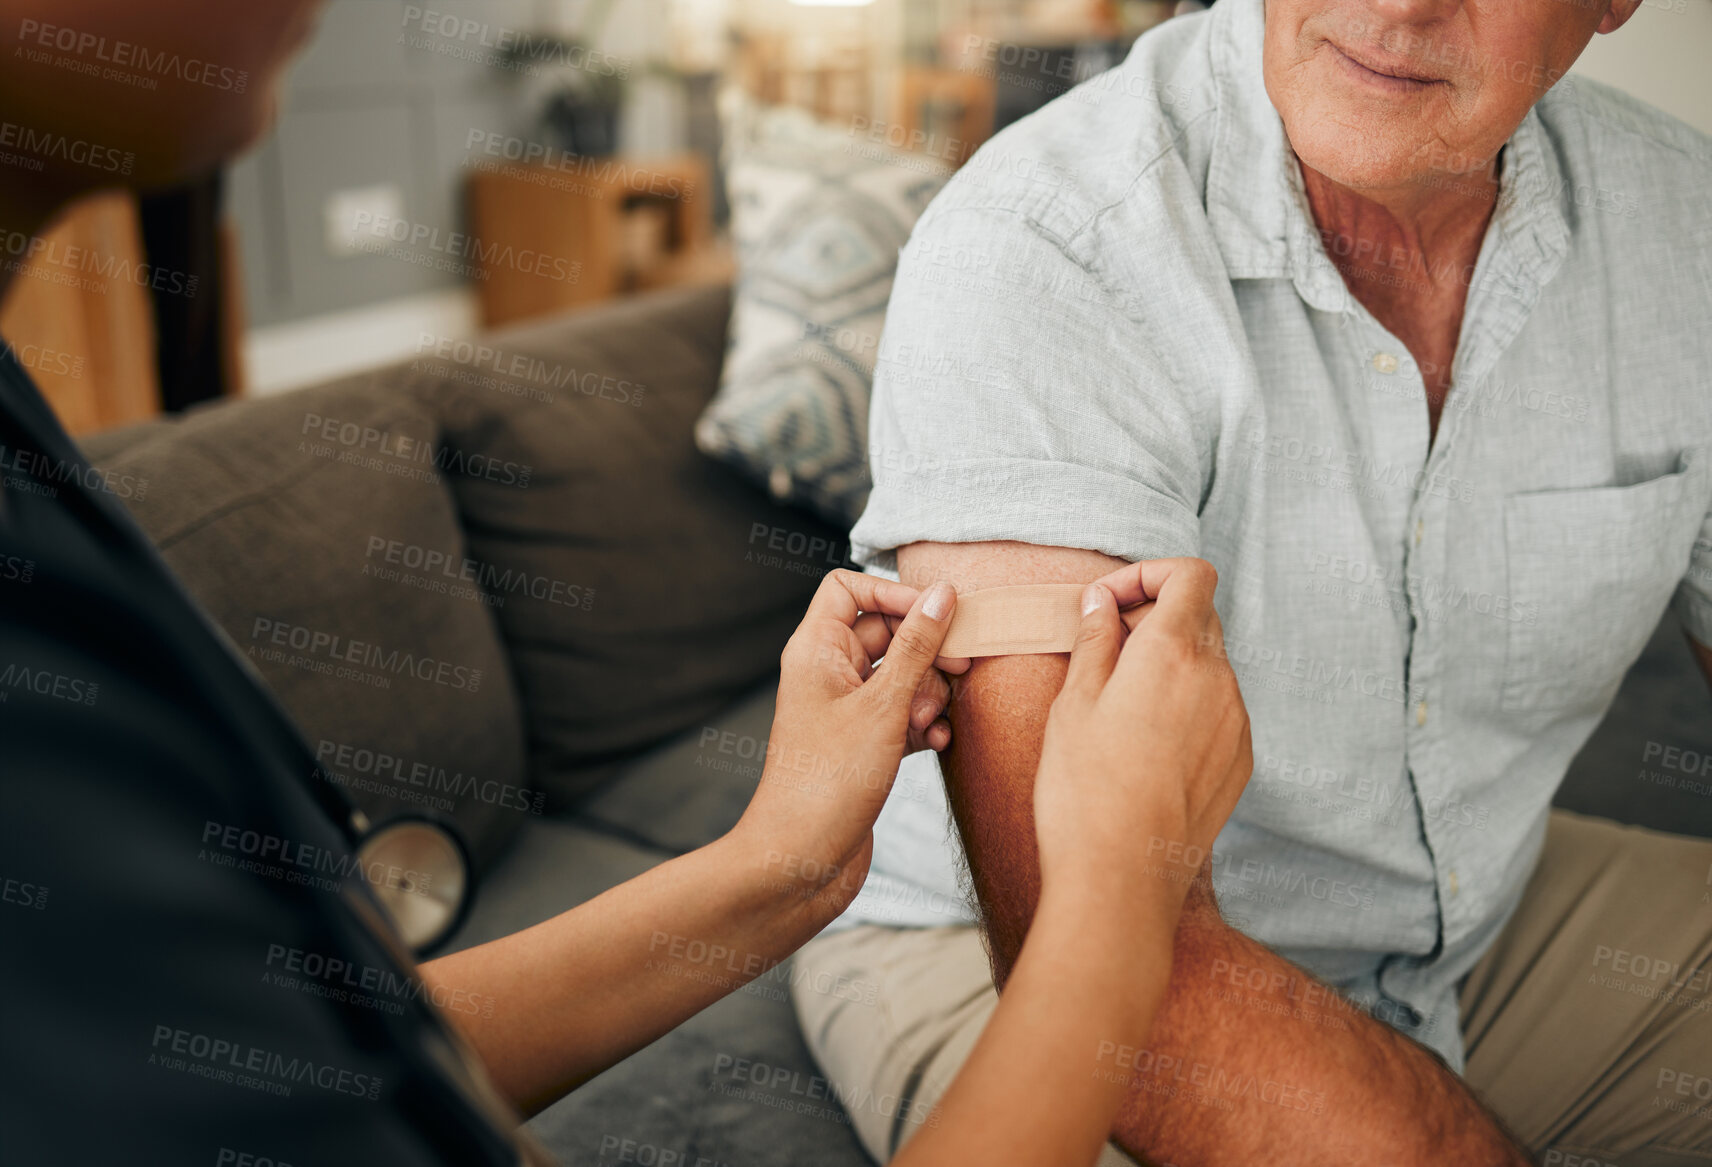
[1034,558,1252,919]
[730,570,965,924]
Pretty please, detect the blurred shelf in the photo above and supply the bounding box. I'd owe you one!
[465,153,717,329]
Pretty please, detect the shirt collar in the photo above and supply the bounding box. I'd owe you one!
[1204,0,1571,311]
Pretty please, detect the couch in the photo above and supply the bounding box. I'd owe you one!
[81,282,1712,1166]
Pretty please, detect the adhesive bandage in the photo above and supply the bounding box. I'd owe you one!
[940,584,1087,658]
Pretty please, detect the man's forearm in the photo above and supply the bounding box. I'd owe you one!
[1105,882,1526,1166]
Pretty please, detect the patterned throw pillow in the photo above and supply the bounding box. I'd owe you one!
[695,91,952,528]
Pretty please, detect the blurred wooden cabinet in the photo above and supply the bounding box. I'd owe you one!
[0,192,159,436]
[464,153,730,329]
[895,67,998,168]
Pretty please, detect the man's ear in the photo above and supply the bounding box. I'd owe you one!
[1597,0,1643,35]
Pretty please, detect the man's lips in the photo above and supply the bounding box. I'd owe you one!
[1326,41,1443,91]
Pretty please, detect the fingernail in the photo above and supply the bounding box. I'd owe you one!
[923,581,954,621]
[1082,583,1103,617]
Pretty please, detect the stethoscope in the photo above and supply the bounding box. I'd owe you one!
[350,810,474,956]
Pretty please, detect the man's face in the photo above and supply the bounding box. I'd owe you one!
[1262,0,1623,194]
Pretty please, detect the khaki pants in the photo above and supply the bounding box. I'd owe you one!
[792,811,1712,1166]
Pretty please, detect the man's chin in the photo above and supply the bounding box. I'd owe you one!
[1286,121,1440,198]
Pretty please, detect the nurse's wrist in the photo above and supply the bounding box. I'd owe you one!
[717,820,862,935]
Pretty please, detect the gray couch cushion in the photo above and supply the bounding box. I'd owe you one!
[1555,611,1712,837]
[576,681,779,854]
[81,375,531,867]
[415,284,852,803]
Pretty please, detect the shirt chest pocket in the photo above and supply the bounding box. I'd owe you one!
[1501,454,1707,713]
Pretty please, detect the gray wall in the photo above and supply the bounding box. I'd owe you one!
[1571,0,1712,137]
[230,0,680,329]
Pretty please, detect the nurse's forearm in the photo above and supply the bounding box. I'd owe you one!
[894,884,1176,1167]
[419,834,832,1116]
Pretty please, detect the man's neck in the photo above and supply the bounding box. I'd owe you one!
[1299,161,1499,297]
[1297,160,1501,438]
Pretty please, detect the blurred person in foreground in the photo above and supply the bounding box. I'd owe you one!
[0,1,1254,1164]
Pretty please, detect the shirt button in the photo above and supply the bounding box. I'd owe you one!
[1415,700,1428,727]
[1414,518,1424,547]
[1372,352,1400,375]
[1447,870,1460,898]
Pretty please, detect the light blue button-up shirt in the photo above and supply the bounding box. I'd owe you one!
[837,0,1712,1068]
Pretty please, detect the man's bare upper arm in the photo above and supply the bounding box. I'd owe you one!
[897,540,1128,981]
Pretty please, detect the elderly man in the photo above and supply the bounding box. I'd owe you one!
[792,0,1712,1163]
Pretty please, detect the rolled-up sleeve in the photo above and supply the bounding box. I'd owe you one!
[850,203,1209,572]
